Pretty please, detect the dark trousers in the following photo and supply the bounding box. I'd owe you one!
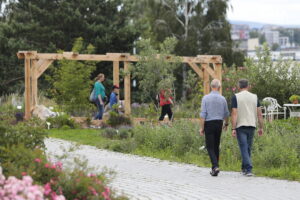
[204,120,223,169]
[159,104,173,121]
[95,98,104,120]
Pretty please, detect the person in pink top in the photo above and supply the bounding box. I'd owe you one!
[158,89,173,121]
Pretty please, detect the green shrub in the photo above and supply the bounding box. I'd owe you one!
[46,38,96,116]
[111,140,137,153]
[102,127,118,139]
[106,111,132,128]
[0,122,47,163]
[1,145,59,184]
[102,127,133,140]
[47,114,79,129]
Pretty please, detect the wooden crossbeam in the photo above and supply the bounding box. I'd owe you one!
[36,60,54,78]
[201,64,216,79]
[187,62,203,79]
[17,51,222,64]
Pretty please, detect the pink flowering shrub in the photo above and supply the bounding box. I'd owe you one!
[0,168,65,200]
[1,145,127,200]
[51,170,116,200]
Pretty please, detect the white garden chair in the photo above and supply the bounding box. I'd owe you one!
[262,97,286,120]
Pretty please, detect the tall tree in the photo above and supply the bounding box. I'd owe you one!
[128,0,234,99]
[0,0,138,95]
[200,0,233,66]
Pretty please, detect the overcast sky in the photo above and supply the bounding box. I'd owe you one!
[227,0,300,25]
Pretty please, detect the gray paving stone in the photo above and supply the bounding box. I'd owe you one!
[45,138,300,200]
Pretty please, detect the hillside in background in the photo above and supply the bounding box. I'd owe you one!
[229,20,300,29]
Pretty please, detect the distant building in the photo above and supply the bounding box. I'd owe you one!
[247,49,300,61]
[264,31,279,46]
[279,37,291,48]
[247,38,259,51]
[231,24,250,40]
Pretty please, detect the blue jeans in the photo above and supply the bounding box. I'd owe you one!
[236,127,255,173]
[95,99,104,120]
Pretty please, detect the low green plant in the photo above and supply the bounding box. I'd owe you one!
[47,114,79,129]
[261,100,271,107]
[0,121,47,161]
[289,95,299,103]
[1,145,59,184]
[118,127,132,139]
[106,111,132,128]
[102,127,118,139]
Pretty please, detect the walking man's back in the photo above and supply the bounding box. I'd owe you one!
[231,79,264,176]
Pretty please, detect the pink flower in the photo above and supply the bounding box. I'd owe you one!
[45,163,50,168]
[232,87,236,91]
[88,173,96,177]
[21,172,27,176]
[35,158,42,163]
[102,191,110,200]
[51,164,56,169]
[44,183,52,195]
[55,162,63,170]
[89,187,98,196]
[105,187,110,194]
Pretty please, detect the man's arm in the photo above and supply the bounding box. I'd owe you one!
[223,100,230,130]
[199,98,207,136]
[257,107,264,136]
[231,108,238,137]
[223,117,229,131]
[200,117,205,136]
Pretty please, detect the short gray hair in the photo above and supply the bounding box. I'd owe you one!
[238,79,249,89]
[211,79,221,89]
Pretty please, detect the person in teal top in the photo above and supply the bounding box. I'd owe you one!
[93,73,106,120]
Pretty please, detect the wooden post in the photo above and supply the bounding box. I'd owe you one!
[113,61,120,100]
[24,58,32,119]
[124,61,131,115]
[202,63,210,95]
[31,60,38,109]
[214,63,222,94]
[113,61,119,86]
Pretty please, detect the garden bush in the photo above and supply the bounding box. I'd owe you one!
[102,127,133,140]
[1,144,128,200]
[102,127,118,139]
[106,111,132,128]
[47,114,79,129]
[0,121,47,163]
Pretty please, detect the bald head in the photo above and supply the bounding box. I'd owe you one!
[211,79,221,89]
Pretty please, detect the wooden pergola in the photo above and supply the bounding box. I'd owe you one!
[17,51,222,119]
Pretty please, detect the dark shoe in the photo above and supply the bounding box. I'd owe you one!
[244,171,254,177]
[210,167,220,176]
[241,169,246,175]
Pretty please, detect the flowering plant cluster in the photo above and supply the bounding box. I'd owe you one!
[0,167,65,200]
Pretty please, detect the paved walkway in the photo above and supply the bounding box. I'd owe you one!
[45,138,300,200]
